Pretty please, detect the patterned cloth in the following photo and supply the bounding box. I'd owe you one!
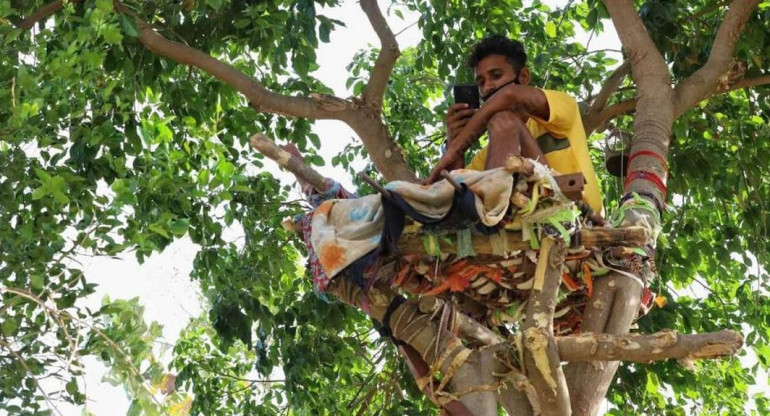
[310,168,515,279]
[295,180,357,292]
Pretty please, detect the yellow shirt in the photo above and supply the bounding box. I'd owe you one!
[467,89,603,214]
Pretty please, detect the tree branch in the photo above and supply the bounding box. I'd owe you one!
[111,5,350,122]
[557,329,743,362]
[674,0,762,116]
[603,0,671,86]
[397,226,651,256]
[19,1,418,183]
[20,1,352,120]
[248,134,329,192]
[359,0,400,111]
[586,61,631,118]
[583,98,637,134]
[15,0,69,30]
[725,74,770,92]
[521,238,571,416]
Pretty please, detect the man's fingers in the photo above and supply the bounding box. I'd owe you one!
[448,119,469,133]
[448,108,476,122]
[448,103,469,114]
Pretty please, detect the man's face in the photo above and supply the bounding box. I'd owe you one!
[474,54,520,98]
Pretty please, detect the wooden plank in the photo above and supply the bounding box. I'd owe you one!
[397,227,650,257]
[553,173,585,202]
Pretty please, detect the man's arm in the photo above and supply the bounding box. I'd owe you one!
[425,85,549,183]
[482,84,550,122]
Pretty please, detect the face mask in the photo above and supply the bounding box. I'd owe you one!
[481,69,521,102]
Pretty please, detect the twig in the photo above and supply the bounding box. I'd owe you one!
[357,171,394,202]
[0,338,66,416]
[440,170,463,193]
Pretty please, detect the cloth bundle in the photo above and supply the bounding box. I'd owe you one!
[310,168,515,279]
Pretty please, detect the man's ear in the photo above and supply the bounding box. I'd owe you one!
[519,67,532,85]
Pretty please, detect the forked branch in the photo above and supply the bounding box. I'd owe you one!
[675,0,762,116]
[583,72,770,132]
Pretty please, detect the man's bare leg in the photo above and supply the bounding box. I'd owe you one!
[485,111,546,169]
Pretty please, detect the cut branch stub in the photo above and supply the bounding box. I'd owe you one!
[249,134,329,192]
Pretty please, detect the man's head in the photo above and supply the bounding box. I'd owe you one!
[468,35,531,98]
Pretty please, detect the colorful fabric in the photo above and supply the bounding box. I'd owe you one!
[310,168,515,279]
[466,89,604,215]
[295,180,357,292]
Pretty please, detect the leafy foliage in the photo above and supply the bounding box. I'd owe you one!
[1,0,769,415]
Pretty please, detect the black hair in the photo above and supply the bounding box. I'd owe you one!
[468,35,527,71]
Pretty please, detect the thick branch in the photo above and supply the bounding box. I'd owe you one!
[20,1,417,183]
[329,280,498,414]
[583,70,770,133]
[564,272,643,416]
[360,0,400,110]
[602,0,670,92]
[114,7,349,121]
[248,134,329,192]
[557,330,743,362]
[675,0,761,116]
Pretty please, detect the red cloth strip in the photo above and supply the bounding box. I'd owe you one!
[624,170,668,196]
[627,150,668,173]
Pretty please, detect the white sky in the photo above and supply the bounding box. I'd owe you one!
[46,1,767,415]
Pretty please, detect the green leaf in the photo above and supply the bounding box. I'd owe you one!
[102,24,124,45]
[169,219,189,237]
[95,0,113,12]
[120,14,139,38]
[149,224,170,238]
[30,274,44,291]
[31,186,47,200]
[545,21,557,38]
[0,317,20,336]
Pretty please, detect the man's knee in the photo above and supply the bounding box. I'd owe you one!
[487,110,524,135]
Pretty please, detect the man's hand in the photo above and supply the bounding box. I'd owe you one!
[446,103,477,143]
[424,139,470,184]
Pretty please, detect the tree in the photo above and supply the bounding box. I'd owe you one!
[1,0,769,415]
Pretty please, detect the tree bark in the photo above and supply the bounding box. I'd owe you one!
[521,238,571,416]
[360,0,401,112]
[558,329,743,362]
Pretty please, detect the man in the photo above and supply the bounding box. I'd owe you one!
[427,35,603,215]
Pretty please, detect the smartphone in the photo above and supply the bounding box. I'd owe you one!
[453,84,480,109]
